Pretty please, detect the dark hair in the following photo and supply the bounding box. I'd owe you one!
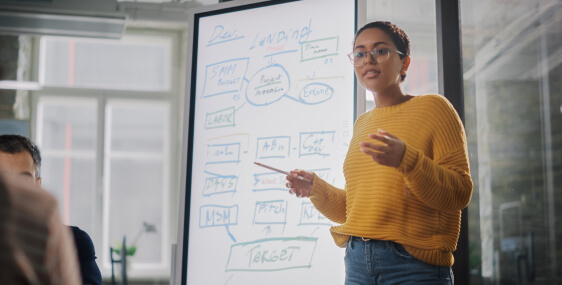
[354,21,411,81]
[0,135,42,177]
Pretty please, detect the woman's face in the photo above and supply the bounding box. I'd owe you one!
[352,28,407,93]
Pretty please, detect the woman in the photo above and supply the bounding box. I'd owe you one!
[286,21,473,284]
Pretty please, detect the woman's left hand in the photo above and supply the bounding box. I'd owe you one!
[360,129,406,168]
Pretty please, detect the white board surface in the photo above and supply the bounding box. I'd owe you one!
[183,0,356,284]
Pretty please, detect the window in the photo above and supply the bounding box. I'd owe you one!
[33,30,181,279]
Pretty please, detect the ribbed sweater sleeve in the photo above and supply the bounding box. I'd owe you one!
[309,173,347,224]
[397,97,473,211]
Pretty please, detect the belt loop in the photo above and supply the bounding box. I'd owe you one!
[361,237,371,242]
[348,236,353,250]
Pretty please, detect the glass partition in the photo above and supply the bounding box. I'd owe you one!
[461,0,562,283]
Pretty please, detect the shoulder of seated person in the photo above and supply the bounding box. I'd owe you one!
[69,226,97,258]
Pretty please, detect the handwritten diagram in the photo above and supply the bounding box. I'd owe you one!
[299,131,335,157]
[256,136,290,159]
[225,237,318,272]
[199,204,238,228]
[202,58,250,98]
[205,107,236,129]
[205,142,241,164]
[299,202,331,226]
[200,20,343,110]
[253,200,288,225]
[301,37,339,61]
[252,172,287,192]
[202,171,238,197]
[187,1,354,284]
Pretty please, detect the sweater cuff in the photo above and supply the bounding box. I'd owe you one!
[397,142,419,175]
[309,173,328,203]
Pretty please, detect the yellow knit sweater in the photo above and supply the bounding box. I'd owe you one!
[309,94,473,267]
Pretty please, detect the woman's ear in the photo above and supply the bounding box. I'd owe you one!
[401,56,411,76]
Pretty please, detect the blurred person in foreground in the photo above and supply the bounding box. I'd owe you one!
[0,172,80,284]
[0,134,102,285]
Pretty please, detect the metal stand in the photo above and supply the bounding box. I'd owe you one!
[110,237,128,285]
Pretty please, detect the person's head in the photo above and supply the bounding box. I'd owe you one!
[0,135,42,184]
[349,21,411,92]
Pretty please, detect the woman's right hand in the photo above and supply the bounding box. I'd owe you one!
[285,169,314,198]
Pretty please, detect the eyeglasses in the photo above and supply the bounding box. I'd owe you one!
[347,48,404,66]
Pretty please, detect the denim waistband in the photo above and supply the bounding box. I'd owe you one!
[350,236,380,242]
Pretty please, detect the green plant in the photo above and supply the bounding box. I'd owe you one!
[112,222,157,257]
[112,243,137,256]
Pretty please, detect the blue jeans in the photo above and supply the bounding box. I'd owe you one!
[344,236,454,285]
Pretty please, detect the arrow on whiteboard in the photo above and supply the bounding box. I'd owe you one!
[225,225,236,242]
[311,227,320,235]
[306,71,316,80]
[262,225,272,235]
[235,102,246,112]
[224,274,234,285]
[268,56,276,66]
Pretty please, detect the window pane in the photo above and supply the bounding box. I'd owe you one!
[461,0,562,283]
[108,159,163,264]
[105,100,169,267]
[41,36,171,91]
[364,0,438,109]
[37,98,97,235]
[108,104,167,152]
[40,100,97,151]
[41,156,96,234]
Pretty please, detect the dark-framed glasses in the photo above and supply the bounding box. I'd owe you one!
[347,48,404,66]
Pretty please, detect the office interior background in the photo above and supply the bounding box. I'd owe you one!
[0,0,560,284]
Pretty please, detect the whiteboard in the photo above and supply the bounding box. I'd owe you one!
[181,0,356,284]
